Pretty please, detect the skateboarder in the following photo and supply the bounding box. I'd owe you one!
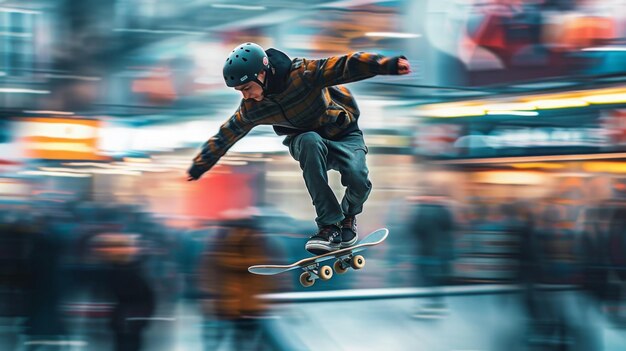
[188,42,411,255]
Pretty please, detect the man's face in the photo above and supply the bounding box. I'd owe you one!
[235,70,265,102]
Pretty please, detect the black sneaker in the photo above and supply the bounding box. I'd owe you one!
[340,216,358,248]
[305,224,341,255]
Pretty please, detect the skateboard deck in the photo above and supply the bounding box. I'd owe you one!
[248,228,388,287]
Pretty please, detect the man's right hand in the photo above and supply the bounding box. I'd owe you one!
[187,164,206,181]
[397,58,411,75]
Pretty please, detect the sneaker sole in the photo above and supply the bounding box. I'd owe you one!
[305,242,340,255]
[340,234,358,248]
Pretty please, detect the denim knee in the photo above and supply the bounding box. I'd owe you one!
[344,166,371,193]
[297,132,324,148]
[295,132,326,159]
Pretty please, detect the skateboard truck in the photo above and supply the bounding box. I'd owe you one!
[333,253,365,275]
[299,254,366,287]
[300,263,333,288]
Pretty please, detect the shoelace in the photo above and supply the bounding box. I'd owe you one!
[343,217,356,229]
[310,226,340,239]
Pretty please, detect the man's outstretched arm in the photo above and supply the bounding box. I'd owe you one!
[187,107,254,181]
[305,52,411,87]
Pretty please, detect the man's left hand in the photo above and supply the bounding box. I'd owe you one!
[397,58,411,75]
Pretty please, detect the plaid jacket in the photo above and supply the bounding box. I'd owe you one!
[190,51,404,177]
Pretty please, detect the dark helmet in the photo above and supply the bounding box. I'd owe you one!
[223,42,270,88]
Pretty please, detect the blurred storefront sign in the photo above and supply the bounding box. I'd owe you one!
[182,166,258,221]
[487,126,605,148]
[472,170,546,185]
[416,108,626,159]
[17,117,107,160]
[416,88,626,118]
[583,162,626,174]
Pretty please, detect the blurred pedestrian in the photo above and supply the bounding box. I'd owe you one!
[0,220,32,321]
[605,204,626,325]
[92,233,156,351]
[22,218,67,347]
[198,208,286,350]
[408,193,455,318]
[579,204,611,308]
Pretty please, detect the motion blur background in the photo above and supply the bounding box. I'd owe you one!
[1,0,626,350]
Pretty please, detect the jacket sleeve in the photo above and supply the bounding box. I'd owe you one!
[305,52,405,87]
[190,106,254,176]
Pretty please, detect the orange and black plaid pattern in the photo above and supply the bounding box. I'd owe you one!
[193,52,403,173]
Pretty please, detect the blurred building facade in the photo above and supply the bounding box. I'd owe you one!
[1,0,626,350]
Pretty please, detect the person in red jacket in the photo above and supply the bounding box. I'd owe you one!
[188,42,410,255]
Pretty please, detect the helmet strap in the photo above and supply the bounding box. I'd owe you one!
[253,67,271,93]
[252,77,266,92]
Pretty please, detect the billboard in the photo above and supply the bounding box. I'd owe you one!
[18,117,106,160]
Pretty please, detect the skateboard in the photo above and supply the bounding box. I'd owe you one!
[248,228,388,287]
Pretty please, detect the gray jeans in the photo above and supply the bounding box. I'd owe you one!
[288,130,372,226]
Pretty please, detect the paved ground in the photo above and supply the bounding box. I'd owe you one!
[1,286,625,350]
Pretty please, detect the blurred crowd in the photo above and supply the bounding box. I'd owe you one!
[0,172,625,349]
[0,200,290,350]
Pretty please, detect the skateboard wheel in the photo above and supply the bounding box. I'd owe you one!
[351,255,365,270]
[333,260,348,274]
[299,272,315,287]
[319,265,333,280]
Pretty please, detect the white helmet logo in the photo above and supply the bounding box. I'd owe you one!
[240,75,248,82]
